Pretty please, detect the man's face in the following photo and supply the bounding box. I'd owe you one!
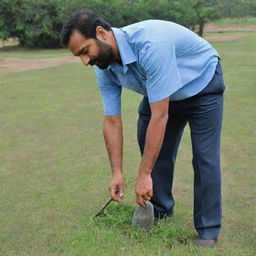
[68,29,114,69]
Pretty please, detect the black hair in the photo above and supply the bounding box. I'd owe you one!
[60,8,111,47]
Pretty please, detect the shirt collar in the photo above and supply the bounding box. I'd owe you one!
[107,27,137,73]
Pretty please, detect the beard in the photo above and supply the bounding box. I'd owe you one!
[89,39,114,69]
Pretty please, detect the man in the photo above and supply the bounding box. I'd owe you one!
[60,8,225,247]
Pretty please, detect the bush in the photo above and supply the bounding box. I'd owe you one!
[15,0,63,48]
[2,0,253,48]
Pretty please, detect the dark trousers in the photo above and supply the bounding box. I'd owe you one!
[137,61,225,239]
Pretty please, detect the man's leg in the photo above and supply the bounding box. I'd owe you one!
[187,93,224,239]
[137,97,187,218]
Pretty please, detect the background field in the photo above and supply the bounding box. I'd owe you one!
[0,29,256,255]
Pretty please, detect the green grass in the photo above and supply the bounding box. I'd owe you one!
[0,47,70,58]
[0,31,256,256]
[214,17,256,26]
[203,31,247,37]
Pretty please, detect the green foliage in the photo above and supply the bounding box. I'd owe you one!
[189,0,221,35]
[0,0,64,48]
[0,0,254,48]
[15,0,63,48]
[0,0,23,40]
[219,0,256,18]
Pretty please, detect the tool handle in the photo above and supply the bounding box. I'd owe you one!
[94,198,113,217]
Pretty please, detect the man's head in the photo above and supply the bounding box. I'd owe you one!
[60,9,115,69]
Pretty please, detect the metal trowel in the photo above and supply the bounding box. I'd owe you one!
[132,200,154,230]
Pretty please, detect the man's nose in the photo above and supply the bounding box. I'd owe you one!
[80,55,90,66]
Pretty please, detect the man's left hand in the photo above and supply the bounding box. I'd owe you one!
[135,173,153,207]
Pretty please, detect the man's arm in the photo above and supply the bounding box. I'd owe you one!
[103,114,124,201]
[135,97,169,207]
[135,41,181,207]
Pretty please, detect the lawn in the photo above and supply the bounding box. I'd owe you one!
[0,31,256,256]
[0,47,70,58]
[214,17,256,26]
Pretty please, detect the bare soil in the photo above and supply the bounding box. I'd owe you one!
[0,23,255,75]
[203,22,256,43]
[0,37,19,48]
[204,33,245,42]
[204,22,256,32]
[204,22,256,42]
[0,56,80,74]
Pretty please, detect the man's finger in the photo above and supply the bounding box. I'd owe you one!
[116,191,122,202]
[136,195,145,208]
[142,194,151,201]
[119,184,124,198]
[146,191,153,199]
[110,188,118,201]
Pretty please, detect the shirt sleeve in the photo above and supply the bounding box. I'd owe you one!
[139,41,183,102]
[94,67,122,116]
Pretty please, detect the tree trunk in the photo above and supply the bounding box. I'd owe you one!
[198,21,205,37]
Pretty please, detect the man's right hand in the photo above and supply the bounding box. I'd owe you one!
[108,173,124,201]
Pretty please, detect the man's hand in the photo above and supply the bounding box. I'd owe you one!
[135,97,169,207]
[135,173,153,207]
[108,173,124,201]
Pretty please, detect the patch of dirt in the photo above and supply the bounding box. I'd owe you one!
[0,56,81,74]
[0,37,19,48]
[1,21,255,74]
[203,22,256,42]
[204,33,245,42]
[204,22,256,32]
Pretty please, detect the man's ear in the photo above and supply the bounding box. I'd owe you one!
[96,26,108,41]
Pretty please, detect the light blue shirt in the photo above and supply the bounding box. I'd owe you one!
[95,20,219,116]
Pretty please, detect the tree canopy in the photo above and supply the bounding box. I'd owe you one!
[0,0,255,48]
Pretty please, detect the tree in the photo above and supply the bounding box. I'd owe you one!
[218,0,256,18]
[2,0,252,48]
[0,0,64,48]
[15,0,64,48]
[188,0,220,36]
[0,0,23,40]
